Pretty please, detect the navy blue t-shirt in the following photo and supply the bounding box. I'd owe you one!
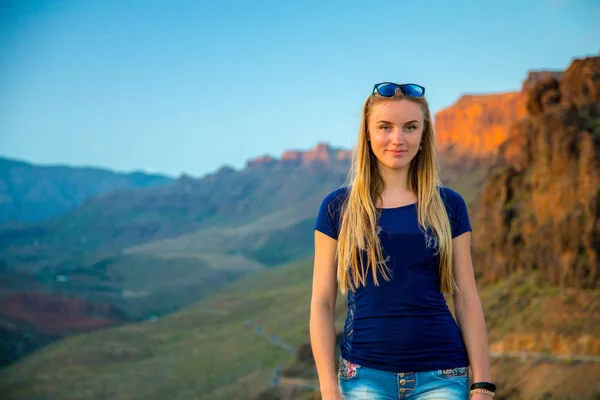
[314,186,471,373]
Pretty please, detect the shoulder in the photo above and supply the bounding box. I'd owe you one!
[322,186,350,205]
[315,186,350,239]
[437,186,472,237]
[437,186,470,221]
[318,186,350,215]
[437,185,467,208]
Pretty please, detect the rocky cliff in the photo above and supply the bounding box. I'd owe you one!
[434,70,564,160]
[472,56,600,288]
[435,92,527,158]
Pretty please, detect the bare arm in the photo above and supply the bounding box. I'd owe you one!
[451,232,492,387]
[310,230,342,398]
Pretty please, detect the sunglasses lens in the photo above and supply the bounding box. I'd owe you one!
[402,84,424,97]
[376,83,398,97]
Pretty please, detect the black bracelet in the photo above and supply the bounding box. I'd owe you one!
[470,382,496,392]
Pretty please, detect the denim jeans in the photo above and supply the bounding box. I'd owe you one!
[338,356,469,399]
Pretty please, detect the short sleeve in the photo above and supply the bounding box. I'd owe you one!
[440,187,472,238]
[314,188,347,240]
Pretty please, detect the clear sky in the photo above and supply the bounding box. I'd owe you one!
[1,0,598,177]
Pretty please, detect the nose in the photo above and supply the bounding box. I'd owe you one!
[390,128,404,146]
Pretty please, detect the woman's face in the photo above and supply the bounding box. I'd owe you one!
[367,99,425,171]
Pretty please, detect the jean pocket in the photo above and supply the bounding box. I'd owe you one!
[338,356,362,381]
[437,366,469,379]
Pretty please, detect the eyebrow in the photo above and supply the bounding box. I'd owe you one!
[376,120,420,124]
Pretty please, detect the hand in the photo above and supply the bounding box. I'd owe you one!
[470,393,494,400]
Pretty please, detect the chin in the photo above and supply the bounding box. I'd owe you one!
[382,160,411,170]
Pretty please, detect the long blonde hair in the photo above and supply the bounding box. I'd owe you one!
[336,89,456,295]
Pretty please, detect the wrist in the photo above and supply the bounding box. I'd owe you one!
[471,371,491,382]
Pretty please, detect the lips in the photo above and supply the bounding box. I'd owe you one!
[388,149,408,154]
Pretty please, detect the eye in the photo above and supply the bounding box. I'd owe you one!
[379,124,392,132]
[404,124,417,131]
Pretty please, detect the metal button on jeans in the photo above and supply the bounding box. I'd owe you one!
[399,373,405,378]
[400,379,406,385]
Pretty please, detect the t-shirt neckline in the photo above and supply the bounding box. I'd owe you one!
[376,202,417,211]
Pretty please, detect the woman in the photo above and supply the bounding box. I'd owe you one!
[309,83,495,399]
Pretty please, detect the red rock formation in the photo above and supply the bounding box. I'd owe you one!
[434,93,527,158]
[302,143,331,164]
[247,143,352,168]
[434,70,565,160]
[280,151,301,163]
[246,155,277,168]
[472,56,600,288]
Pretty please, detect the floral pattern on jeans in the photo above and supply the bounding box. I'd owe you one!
[338,357,361,379]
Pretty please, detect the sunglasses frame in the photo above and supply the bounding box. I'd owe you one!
[372,82,426,98]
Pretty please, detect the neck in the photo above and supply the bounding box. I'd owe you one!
[377,162,411,193]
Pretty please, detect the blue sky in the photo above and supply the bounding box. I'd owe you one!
[1,0,598,177]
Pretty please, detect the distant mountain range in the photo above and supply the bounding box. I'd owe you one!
[0,157,173,223]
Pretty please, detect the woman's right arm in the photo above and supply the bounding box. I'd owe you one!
[310,230,343,399]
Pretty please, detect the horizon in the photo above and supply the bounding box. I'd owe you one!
[1,0,599,177]
[0,140,352,178]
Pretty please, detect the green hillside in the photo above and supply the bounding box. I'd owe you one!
[0,257,333,400]
[51,253,265,320]
[124,199,321,267]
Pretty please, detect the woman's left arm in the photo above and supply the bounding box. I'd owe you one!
[451,231,492,386]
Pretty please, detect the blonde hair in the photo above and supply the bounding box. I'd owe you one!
[336,89,456,295]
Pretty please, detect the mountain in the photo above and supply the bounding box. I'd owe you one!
[434,70,564,159]
[0,157,173,223]
[0,143,351,267]
[472,56,600,288]
[435,92,527,158]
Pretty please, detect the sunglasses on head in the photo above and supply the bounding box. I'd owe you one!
[372,82,425,98]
